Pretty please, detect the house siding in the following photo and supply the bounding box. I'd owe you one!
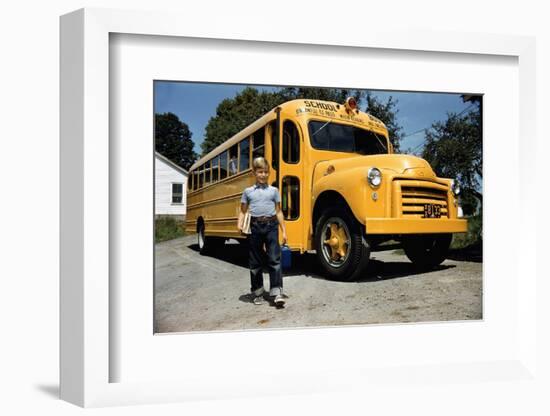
[155,156,188,217]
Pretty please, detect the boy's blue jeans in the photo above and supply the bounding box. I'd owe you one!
[248,219,283,296]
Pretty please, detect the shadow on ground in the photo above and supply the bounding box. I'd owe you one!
[373,242,483,263]
[189,241,455,283]
[447,242,483,263]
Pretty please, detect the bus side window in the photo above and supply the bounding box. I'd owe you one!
[212,156,219,182]
[270,121,278,171]
[188,172,193,191]
[252,126,265,158]
[229,145,238,176]
[220,151,228,179]
[193,171,198,190]
[281,176,300,220]
[198,165,204,188]
[283,120,300,163]
[204,160,211,184]
[239,137,250,172]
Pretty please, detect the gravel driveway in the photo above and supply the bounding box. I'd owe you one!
[154,235,482,333]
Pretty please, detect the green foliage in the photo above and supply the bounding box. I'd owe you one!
[421,106,482,213]
[364,92,404,152]
[155,112,198,170]
[458,192,479,217]
[155,216,186,243]
[450,213,482,250]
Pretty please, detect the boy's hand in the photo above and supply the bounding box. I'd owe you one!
[281,231,287,245]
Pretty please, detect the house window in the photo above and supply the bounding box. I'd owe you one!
[172,183,183,204]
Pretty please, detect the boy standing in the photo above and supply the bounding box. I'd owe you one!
[238,157,287,307]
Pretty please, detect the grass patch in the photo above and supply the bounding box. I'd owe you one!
[155,216,186,243]
[450,214,482,250]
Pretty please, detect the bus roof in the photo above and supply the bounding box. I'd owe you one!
[189,99,388,171]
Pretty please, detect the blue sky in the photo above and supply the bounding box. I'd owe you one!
[154,81,476,154]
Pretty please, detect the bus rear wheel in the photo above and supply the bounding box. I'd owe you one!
[314,207,370,281]
[402,234,452,269]
[197,223,224,255]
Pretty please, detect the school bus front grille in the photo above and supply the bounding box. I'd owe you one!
[392,180,449,218]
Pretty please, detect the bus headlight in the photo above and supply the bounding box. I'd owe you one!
[451,179,461,196]
[367,167,382,188]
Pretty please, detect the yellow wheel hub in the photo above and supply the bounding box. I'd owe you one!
[324,223,349,260]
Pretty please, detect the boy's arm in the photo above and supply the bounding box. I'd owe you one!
[275,202,287,245]
[237,202,248,231]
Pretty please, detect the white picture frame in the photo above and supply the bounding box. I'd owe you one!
[60,8,538,408]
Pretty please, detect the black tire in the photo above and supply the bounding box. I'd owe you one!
[402,234,452,269]
[197,223,224,255]
[314,207,370,281]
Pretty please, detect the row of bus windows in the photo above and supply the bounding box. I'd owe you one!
[189,126,265,191]
[188,120,301,192]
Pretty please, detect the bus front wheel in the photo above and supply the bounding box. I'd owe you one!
[402,234,452,269]
[314,207,370,281]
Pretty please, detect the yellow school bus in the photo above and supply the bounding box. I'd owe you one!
[186,98,467,281]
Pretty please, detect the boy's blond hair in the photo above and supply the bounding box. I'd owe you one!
[252,157,270,171]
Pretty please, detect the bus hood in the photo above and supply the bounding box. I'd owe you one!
[315,154,437,178]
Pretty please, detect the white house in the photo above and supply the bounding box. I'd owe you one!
[155,152,188,220]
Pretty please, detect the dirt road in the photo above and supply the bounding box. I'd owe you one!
[154,235,482,333]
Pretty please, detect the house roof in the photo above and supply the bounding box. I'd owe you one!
[155,152,189,176]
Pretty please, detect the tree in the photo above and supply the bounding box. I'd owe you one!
[363,92,404,152]
[155,112,197,171]
[422,106,482,214]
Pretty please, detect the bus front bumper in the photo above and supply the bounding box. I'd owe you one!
[365,218,468,235]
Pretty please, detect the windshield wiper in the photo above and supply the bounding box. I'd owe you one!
[373,132,387,152]
[311,120,332,136]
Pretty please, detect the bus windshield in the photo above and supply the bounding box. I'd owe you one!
[308,120,388,155]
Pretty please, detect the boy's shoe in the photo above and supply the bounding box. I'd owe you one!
[251,288,265,305]
[274,294,286,307]
[253,295,266,305]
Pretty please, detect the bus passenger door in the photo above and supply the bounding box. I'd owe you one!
[277,119,304,251]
